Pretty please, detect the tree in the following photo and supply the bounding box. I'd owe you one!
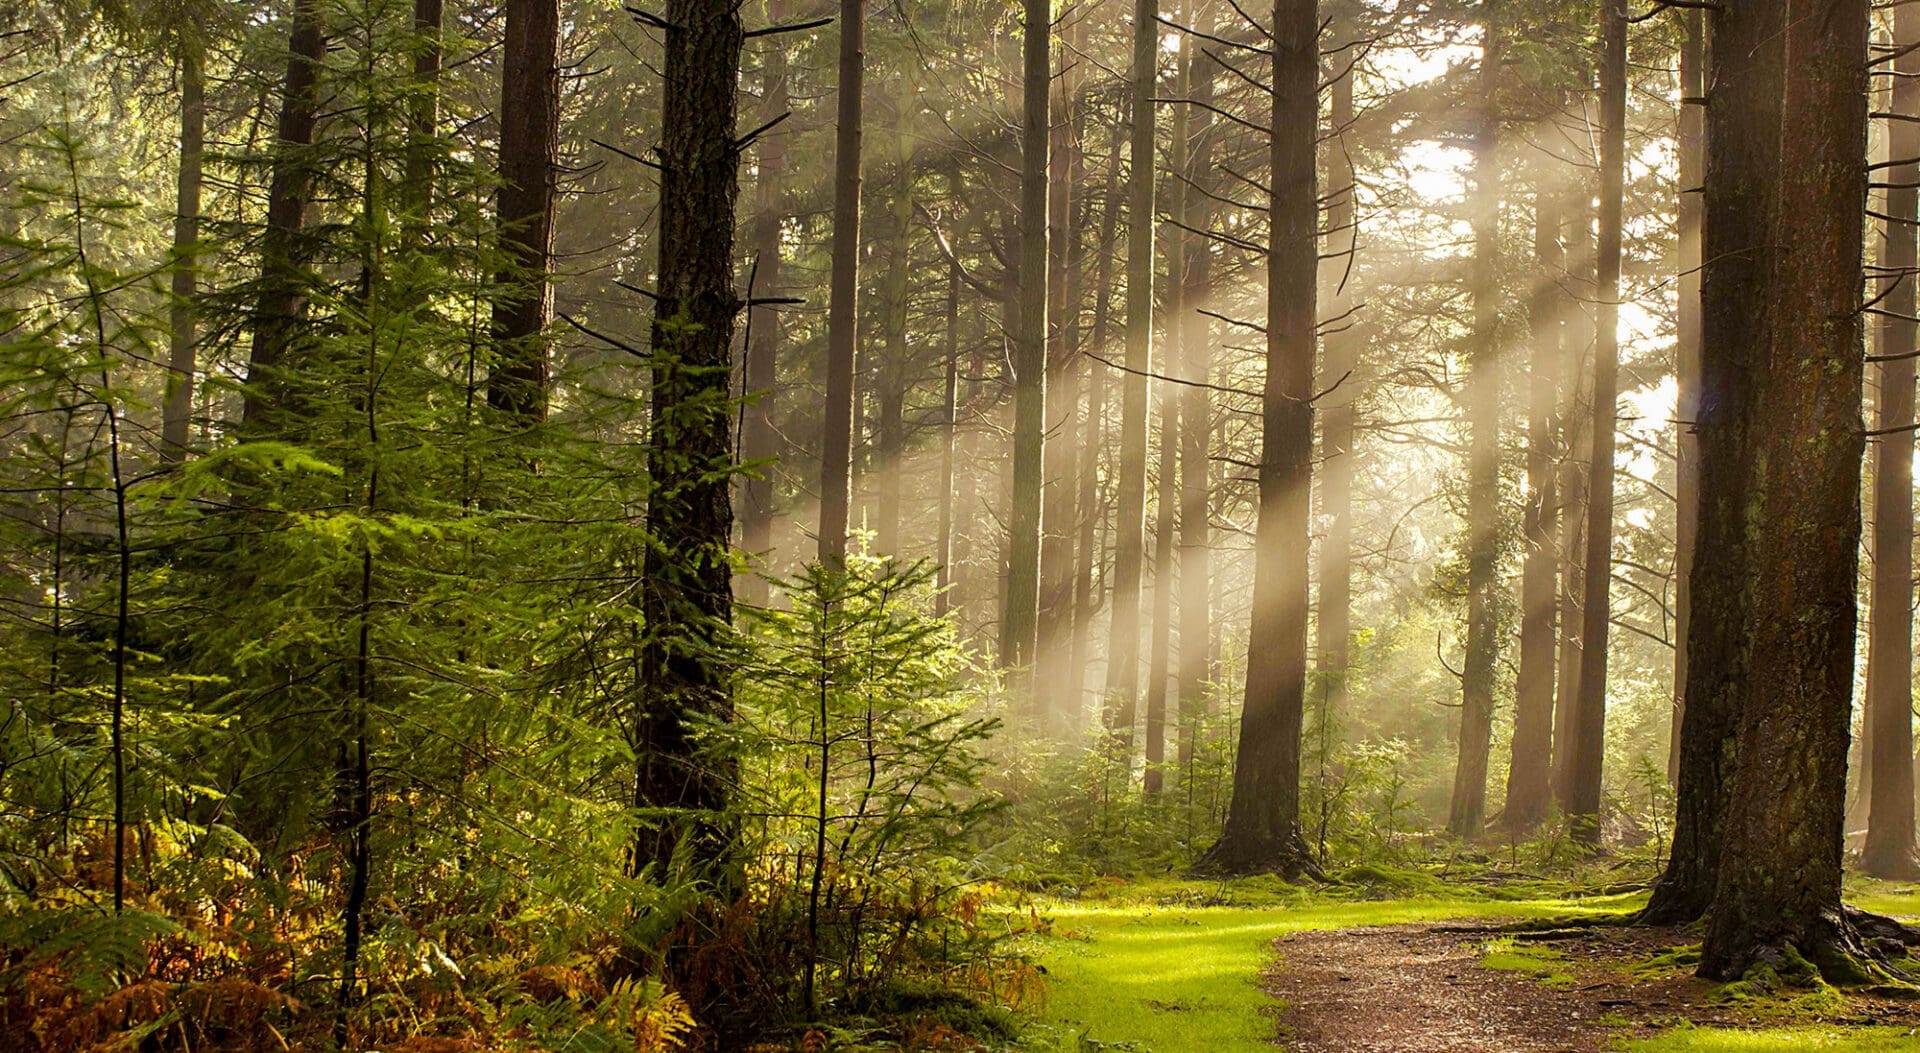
[1565,0,1626,845]
[817,0,864,564]
[1104,0,1158,752]
[1448,0,1502,839]
[242,0,327,430]
[1644,0,1782,926]
[1505,184,1561,830]
[1699,0,1868,978]
[633,0,746,881]
[1196,0,1318,876]
[1862,1,1920,880]
[740,0,790,606]
[161,21,205,459]
[1002,0,1049,676]
[1036,16,1082,723]
[486,0,561,421]
[1315,25,1354,793]
[1179,17,1218,772]
[1668,7,1701,785]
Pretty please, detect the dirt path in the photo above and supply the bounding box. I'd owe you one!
[1264,921,1919,1052]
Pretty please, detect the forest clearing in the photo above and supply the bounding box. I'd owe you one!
[10,0,1920,1050]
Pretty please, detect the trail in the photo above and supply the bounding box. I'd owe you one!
[1265,921,1917,1052]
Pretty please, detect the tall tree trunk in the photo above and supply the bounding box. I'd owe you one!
[1449,5,1501,839]
[632,0,744,881]
[1196,0,1317,876]
[1699,0,1867,977]
[1668,7,1701,785]
[874,109,913,558]
[1146,29,1196,795]
[1553,188,1595,809]
[402,0,443,237]
[817,0,864,564]
[1642,0,1783,925]
[1863,2,1920,880]
[242,0,326,430]
[1073,119,1125,726]
[162,30,205,459]
[1566,2,1625,846]
[1144,387,1178,795]
[486,0,561,421]
[1179,30,1218,771]
[936,259,960,618]
[1037,18,1080,722]
[1315,32,1354,782]
[1002,0,1050,678]
[741,0,789,604]
[1105,0,1159,753]
[1506,189,1561,830]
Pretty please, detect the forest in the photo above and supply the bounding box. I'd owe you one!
[6,0,1920,1049]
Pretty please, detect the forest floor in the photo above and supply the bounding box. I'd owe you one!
[1020,876,1920,1053]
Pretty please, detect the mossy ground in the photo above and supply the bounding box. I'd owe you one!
[1617,1025,1920,1051]
[1479,935,1577,987]
[1010,876,1920,1052]
[1015,876,1643,1050]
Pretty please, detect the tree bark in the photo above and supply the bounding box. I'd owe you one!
[1668,7,1701,786]
[1003,0,1050,678]
[873,106,913,558]
[1506,188,1561,831]
[1863,0,1920,880]
[1565,2,1625,846]
[633,0,744,881]
[1552,190,1595,811]
[1179,28,1218,772]
[1144,383,1178,794]
[1073,120,1125,723]
[1196,0,1318,876]
[486,0,561,422]
[162,30,205,460]
[402,0,443,239]
[1449,5,1501,839]
[1315,33,1354,785]
[936,257,960,619]
[1699,0,1868,978]
[1104,0,1158,754]
[817,0,864,564]
[1643,0,1782,926]
[1037,19,1081,728]
[740,0,789,605]
[242,0,326,431]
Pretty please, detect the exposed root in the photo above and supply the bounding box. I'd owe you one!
[1188,832,1326,881]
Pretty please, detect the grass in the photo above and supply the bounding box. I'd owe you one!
[1479,935,1576,987]
[1012,875,1920,1052]
[1617,1025,1920,1052]
[1016,878,1645,1052]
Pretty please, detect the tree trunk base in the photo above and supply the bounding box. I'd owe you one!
[1189,832,1324,880]
[1859,848,1920,882]
[1638,879,1711,927]
[1698,910,1910,986]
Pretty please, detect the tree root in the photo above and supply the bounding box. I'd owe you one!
[1188,832,1326,882]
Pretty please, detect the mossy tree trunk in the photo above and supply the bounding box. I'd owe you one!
[1644,0,1782,927]
[1699,0,1868,980]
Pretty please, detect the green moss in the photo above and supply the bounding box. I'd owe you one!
[1630,943,1703,978]
[1619,1024,1920,1052]
[1021,884,1647,1052]
[1480,936,1577,987]
[1336,862,1450,898]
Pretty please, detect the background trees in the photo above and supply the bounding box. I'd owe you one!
[3,0,1918,1043]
